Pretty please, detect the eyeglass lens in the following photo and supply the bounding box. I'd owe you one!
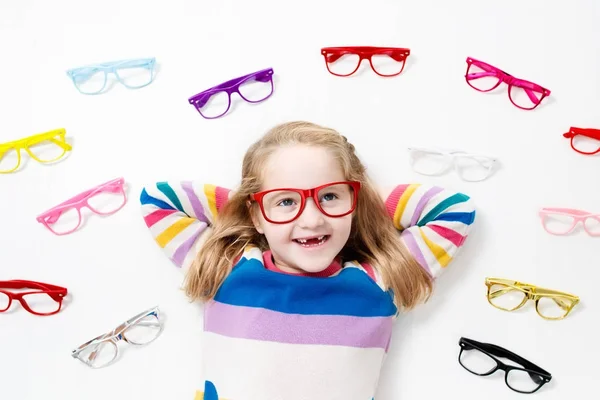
[79,313,162,368]
[541,213,600,236]
[0,291,60,314]
[459,347,544,393]
[74,64,153,94]
[197,76,273,118]
[0,292,10,311]
[488,282,574,319]
[261,183,355,223]
[326,52,405,76]
[0,134,67,173]
[44,187,126,234]
[410,150,493,181]
[570,134,600,154]
[466,63,544,109]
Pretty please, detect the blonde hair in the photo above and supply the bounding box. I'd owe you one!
[183,121,433,311]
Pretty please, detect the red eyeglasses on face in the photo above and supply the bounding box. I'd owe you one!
[563,127,600,155]
[321,46,410,77]
[251,181,361,224]
[0,280,68,316]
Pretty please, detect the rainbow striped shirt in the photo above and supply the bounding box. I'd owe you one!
[140,181,475,400]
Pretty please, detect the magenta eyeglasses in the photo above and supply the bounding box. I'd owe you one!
[465,57,551,110]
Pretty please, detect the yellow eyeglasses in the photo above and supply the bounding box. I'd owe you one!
[0,128,72,173]
[485,277,580,320]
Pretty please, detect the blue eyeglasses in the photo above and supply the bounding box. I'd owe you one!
[66,58,156,95]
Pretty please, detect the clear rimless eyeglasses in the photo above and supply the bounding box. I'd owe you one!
[408,146,498,182]
[66,58,156,95]
[539,207,600,236]
[71,306,163,369]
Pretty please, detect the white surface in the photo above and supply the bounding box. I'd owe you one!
[0,0,598,399]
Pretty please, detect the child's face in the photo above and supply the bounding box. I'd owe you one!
[251,144,354,275]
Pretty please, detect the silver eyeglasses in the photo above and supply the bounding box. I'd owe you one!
[408,146,498,182]
[71,306,163,369]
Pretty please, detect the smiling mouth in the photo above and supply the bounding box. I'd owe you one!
[293,235,330,247]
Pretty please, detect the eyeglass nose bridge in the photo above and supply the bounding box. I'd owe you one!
[296,193,325,220]
[500,74,517,85]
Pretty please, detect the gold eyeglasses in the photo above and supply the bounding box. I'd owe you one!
[485,277,580,320]
[0,128,71,173]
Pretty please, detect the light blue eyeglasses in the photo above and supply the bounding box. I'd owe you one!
[66,58,156,95]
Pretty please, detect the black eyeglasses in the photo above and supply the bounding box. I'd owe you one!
[458,337,552,394]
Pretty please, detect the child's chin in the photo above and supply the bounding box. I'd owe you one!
[295,256,336,274]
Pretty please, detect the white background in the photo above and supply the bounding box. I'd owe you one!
[0,0,598,399]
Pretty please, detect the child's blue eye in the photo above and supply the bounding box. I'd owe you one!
[276,198,296,207]
[320,193,338,202]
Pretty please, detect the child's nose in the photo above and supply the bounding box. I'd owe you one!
[297,199,325,228]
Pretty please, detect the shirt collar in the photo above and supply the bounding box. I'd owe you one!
[262,250,342,277]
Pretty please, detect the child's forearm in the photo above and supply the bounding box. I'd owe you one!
[383,183,476,279]
[139,181,231,271]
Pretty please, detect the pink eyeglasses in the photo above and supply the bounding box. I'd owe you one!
[539,208,600,236]
[465,57,551,110]
[563,127,600,155]
[37,177,127,235]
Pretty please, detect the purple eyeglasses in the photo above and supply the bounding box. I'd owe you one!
[188,68,274,119]
[465,57,551,110]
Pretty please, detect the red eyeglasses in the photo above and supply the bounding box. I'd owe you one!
[251,181,361,224]
[563,127,600,155]
[0,280,68,316]
[321,46,410,77]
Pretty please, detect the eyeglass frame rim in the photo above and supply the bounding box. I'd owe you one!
[0,279,68,316]
[464,56,551,110]
[538,207,600,236]
[563,127,600,155]
[250,180,361,224]
[320,46,411,77]
[485,277,580,320]
[188,68,275,119]
[66,57,156,95]
[36,177,127,236]
[407,146,498,182]
[0,129,71,173]
[458,337,552,394]
[71,305,163,368]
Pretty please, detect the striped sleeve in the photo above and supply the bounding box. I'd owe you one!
[385,184,476,279]
[139,181,231,272]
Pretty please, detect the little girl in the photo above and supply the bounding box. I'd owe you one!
[140,121,476,400]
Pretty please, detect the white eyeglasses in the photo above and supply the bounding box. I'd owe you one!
[408,146,498,182]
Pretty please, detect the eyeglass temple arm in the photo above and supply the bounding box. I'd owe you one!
[325,50,408,64]
[539,207,592,217]
[112,58,155,70]
[46,137,72,151]
[482,342,551,381]
[488,285,523,300]
[466,71,497,80]
[551,297,572,310]
[563,127,600,140]
[0,280,67,302]
[0,280,66,291]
